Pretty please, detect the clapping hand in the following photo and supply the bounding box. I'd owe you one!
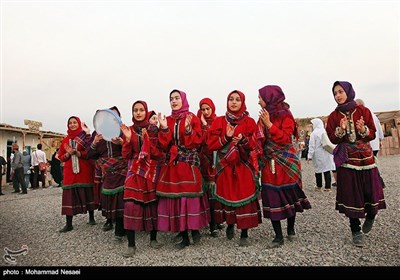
[120,124,132,141]
[226,123,235,138]
[81,122,90,135]
[356,116,366,133]
[158,113,167,129]
[185,114,193,133]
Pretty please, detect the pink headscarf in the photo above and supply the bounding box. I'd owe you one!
[170,89,190,120]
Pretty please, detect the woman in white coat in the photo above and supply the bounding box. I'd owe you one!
[307,118,335,192]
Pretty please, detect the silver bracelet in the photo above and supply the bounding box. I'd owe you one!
[358,126,369,138]
[335,127,346,138]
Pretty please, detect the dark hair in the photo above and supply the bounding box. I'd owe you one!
[37,143,42,149]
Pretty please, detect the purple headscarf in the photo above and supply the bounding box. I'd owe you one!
[258,85,293,121]
[170,89,190,120]
[332,81,357,113]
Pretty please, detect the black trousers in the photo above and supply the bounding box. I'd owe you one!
[315,171,332,189]
[13,167,27,192]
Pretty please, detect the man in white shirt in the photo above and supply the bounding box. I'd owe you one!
[31,143,47,188]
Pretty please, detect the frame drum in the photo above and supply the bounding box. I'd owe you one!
[93,109,122,141]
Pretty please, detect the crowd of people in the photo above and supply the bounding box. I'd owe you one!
[3,81,386,254]
[3,143,63,195]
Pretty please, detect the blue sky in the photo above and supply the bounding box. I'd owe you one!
[1,0,398,133]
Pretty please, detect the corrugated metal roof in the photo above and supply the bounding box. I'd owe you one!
[0,123,65,138]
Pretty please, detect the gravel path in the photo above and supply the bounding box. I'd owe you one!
[1,155,399,267]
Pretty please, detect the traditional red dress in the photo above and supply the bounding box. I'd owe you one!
[206,91,262,230]
[157,92,210,232]
[122,119,163,231]
[255,115,311,221]
[58,116,95,216]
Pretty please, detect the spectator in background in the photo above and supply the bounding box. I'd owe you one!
[307,118,336,192]
[355,99,385,188]
[22,150,32,189]
[51,148,62,187]
[0,155,7,195]
[31,143,47,188]
[11,143,28,194]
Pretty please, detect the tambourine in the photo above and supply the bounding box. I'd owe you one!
[93,109,122,141]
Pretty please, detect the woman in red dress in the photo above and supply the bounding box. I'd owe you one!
[156,90,210,249]
[120,101,164,257]
[197,97,221,237]
[255,85,311,248]
[206,90,262,247]
[58,116,96,232]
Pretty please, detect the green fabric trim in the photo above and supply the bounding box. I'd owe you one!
[61,183,93,190]
[101,185,124,195]
[212,175,261,208]
[202,180,215,192]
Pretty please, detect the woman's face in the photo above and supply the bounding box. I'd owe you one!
[228,93,242,112]
[149,115,158,126]
[200,103,213,118]
[333,85,348,105]
[133,103,146,122]
[68,118,79,131]
[170,92,182,111]
[258,95,266,108]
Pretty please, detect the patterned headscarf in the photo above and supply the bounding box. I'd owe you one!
[67,116,83,138]
[132,100,149,132]
[197,97,217,126]
[332,81,357,113]
[225,90,249,125]
[170,89,189,120]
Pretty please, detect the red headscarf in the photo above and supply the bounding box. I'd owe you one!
[225,90,249,125]
[147,110,156,121]
[67,116,83,138]
[197,97,217,126]
[132,100,149,132]
[170,89,189,120]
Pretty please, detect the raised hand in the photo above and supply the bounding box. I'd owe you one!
[232,133,243,145]
[158,112,167,129]
[340,117,348,130]
[81,122,90,135]
[64,143,76,155]
[200,113,207,126]
[259,108,272,129]
[120,124,132,141]
[226,123,235,138]
[356,116,366,133]
[93,133,103,145]
[185,114,193,132]
[141,128,149,139]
